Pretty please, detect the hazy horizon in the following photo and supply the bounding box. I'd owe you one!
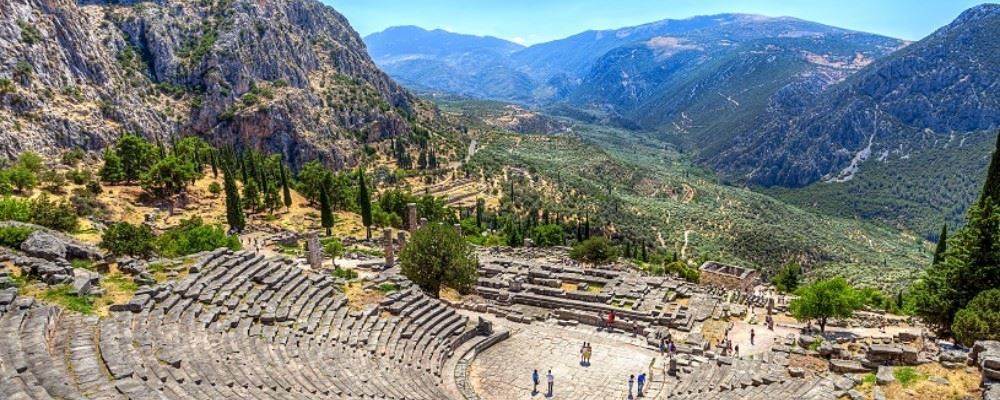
[328,0,987,45]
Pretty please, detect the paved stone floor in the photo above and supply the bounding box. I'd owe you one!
[469,322,658,400]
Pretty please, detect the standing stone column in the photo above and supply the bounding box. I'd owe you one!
[406,203,418,232]
[397,231,407,253]
[453,223,463,237]
[305,232,322,270]
[383,228,394,269]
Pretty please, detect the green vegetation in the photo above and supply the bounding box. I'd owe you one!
[358,168,373,239]
[400,223,478,297]
[789,277,862,332]
[464,115,929,289]
[951,289,1000,346]
[377,283,400,293]
[772,263,801,294]
[99,222,155,257]
[17,20,42,45]
[893,367,924,387]
[39,285,94,314]
[0,226,33,248]
[0,195,78,232]
[332,266,358,280]
[912,132,1000,340]
[322,237,344,261]
[155,217,240,258]
[70,259,95,271]
[570,237,619,264]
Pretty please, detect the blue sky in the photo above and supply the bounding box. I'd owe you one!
[326,0,986,45]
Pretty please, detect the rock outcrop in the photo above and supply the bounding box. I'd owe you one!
[0,0,434,171]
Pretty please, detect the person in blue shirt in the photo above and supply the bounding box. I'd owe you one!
[637,373,646,397]
[532,369,539,394]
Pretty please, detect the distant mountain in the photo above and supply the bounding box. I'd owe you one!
[710,3,1000,187]
[364,26,536,102]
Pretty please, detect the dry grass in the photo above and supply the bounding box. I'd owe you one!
[560,282,578,292]
[344,281,384,311]
[788,354,828,375]
[701,319,729,346]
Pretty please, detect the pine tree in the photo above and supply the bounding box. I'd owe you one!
[280,165,292,210]
[223,169,245,232]
[319,180,334,236]
[210,151,219,178]
[980,129,1000,205]
[358,168,373,240]
[242,179,260,213]
[932,224,948,265]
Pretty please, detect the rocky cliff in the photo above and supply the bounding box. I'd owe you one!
[712,4,1000,187]
[0,0,426,170]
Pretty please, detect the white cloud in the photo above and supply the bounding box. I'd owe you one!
[511,36,527,45]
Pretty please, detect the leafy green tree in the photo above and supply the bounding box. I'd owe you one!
[773,262,802,294]
[99,150,125,184]
[7,165,37,193]
[223,169,244,233]
[16,152,44,173]
[296,160,329,204]
[140,155,197,198]
[28,194,78,232]
[358,168,373,239]
[322,237,344,266]
[531,224,565,247]
[116,134,157,183]
[319,180,334,236]
[208,182,222,196]
[475,198,485,229]
[570,236,619,264]
[61,149,86,167]
[155,217,240,257]
[399,223,478,297]
[99,222,155,257]
[932,224,948,265]
[789,277,862,332]
[952,288,1000,346]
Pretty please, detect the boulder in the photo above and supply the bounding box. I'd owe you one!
[20,231,66,261]
[829,359,869,373]
[873,386,886,400]
[788,367,805,377]
[876,366,895,385]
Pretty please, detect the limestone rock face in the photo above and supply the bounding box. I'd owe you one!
[20,231,67,261]
[0,0,426,171]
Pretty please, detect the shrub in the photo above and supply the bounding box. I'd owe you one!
[29,195,78,232]
[332,266,358,280]
[65,169,92,185]
[7,165,37,193]
[155,217,240,258]
[208,182,222,196]
[893,367,924,387]
[0,226,33,248]
[61,149,86,166]
[0,78,15,95]
[17,20,42,45]
[322,237,344,260]
[773,263,801,293]
[952,289,1000,346]
[100,222,155,257]
[69,189,107,218]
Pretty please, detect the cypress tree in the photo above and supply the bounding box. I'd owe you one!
[223,169,245,233]
[932,224,948,265]
[242,178,260,213]
[358,168,373,240]
[280,165,292,210]
[980,129,1000,205]
[475,198,485,229]
[210,151,218,178]
[319,180,334,236]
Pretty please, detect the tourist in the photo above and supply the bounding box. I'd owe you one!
[584,343,592,364]
[632,320,640,337]
[669,341,676,355]
[628,374,635,399]
[547,370,554,396]
[637,372,646,397]
[580,342,587,363]
[598,311,606,330]
[608,311,616,332]
[735,344,740,358]
[532,369,539,394]
[750,329,755,346]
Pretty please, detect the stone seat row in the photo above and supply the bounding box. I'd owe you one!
[0,249,486,400]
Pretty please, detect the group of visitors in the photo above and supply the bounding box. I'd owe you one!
[597,310,617,332]
[531,369,555,397]
[627,372,647,398]
[579,342,593,365]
